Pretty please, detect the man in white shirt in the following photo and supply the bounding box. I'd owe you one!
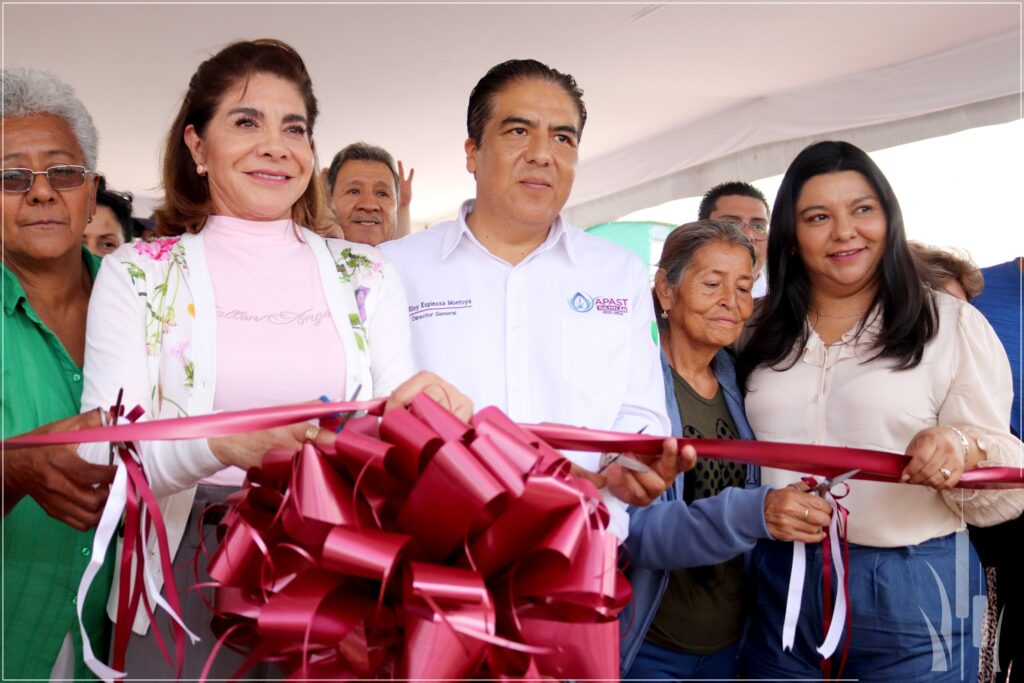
[382,59,692,539]
[698,182,771,297]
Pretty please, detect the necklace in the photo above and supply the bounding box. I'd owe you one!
[809,306,867,320]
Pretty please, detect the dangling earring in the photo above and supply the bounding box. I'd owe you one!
[660,311,669,319]
[196,163,207,176]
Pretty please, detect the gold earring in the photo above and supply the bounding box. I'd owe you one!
[196,163,207,176]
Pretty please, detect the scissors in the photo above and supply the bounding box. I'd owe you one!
[812,469,860,496]
[320,384,364,432]
[598,427,652,474]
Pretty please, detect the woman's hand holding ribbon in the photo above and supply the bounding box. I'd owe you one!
[901,425,977,490]
[765,482,832,543]
[209,420,335,470]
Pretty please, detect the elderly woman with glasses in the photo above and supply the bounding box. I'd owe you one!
[76,39,469,679]
[619,220,828,680]
[1,67,120,680]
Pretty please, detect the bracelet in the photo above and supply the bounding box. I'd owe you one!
[944,425,970,461]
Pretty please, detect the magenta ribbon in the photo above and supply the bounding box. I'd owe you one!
[522,422,1024,489]
[5,399,1023,679]
[8,403,1021,489]
[198,395,628,679]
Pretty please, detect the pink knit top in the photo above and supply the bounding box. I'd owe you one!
[201,215,346,486]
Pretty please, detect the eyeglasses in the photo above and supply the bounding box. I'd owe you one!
[2,165,90,193]
[720,218,769,241]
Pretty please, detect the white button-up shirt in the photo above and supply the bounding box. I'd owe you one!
[382,201,670,539]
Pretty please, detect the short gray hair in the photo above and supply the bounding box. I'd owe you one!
[2,68,98,169]
[658,219,755,286]
[324,142,399,198]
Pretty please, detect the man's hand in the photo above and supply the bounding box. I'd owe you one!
[3,410,117,530]
[385,370,473,421]
[574,438,696,507]
[397,160,414,209]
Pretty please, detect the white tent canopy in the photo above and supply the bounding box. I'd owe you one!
[4,2,1020,228]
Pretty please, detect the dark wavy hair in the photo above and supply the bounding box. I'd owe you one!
[154,39,329,235]
[737,140,937,388]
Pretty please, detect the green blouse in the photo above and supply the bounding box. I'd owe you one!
[2,249,112,679]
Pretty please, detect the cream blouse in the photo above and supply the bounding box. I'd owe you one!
[749,291,1024,548]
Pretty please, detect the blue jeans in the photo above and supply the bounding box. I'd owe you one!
[625,639,738,680]
[739,532,982,681]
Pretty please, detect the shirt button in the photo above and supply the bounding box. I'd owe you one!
[80,546,91,557]
[71,596,77,606]
[72,373,82,382]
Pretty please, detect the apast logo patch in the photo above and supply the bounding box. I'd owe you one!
[568,291,594,312]
[567,291,629,315]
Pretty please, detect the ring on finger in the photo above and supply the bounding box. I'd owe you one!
[803,507,810,521]
[939,467,952,481]
[304,425,322,442]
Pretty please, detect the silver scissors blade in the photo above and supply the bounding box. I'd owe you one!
[816,468,860,494]
[598,452,651,474]
[335,384,364,428]
[597,426,652,474]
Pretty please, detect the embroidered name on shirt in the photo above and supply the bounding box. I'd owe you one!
[409,298,472,322]
[216,306,330,326]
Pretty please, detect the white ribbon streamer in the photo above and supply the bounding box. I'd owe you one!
[780,489,848,660]
[79,462,128,681]
[816,491,847,659]
[782,540,806,651]
[79,448,201,682]
[137,499,201,644]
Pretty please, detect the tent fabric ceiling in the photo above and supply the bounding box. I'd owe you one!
[4,3,1021,228]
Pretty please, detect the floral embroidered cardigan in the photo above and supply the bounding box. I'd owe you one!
[79,228,413,632]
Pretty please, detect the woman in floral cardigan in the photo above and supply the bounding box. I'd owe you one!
[78,39,466,678]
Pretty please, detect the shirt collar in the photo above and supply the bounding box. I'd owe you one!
[440,199,579,265]
[3,247,102,316]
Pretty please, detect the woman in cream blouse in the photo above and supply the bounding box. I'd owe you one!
[736,141,1023,680]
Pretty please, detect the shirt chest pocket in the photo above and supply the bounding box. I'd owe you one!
[560,317,629,403]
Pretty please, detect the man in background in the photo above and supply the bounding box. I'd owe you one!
[323,142,413,246]
[698,181,770,297]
